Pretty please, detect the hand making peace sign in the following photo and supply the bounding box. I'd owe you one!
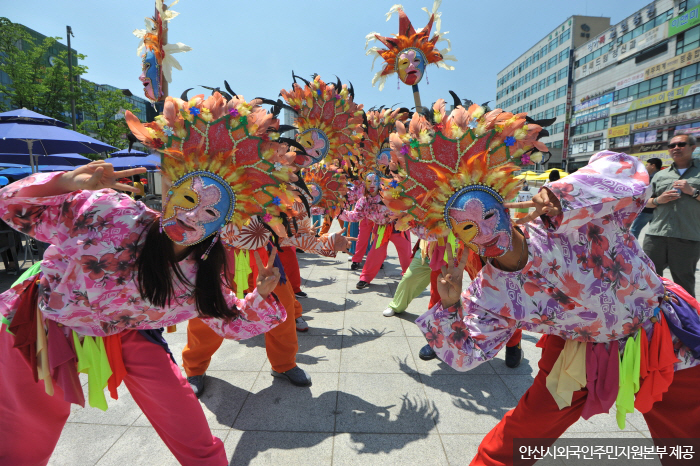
[437,245,470,309]
[254,248,282,299]
[59,160,148,193]
[503,187,562,225]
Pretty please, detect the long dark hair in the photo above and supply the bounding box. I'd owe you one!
[136,219,239,320]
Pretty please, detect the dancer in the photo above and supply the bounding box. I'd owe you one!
[386,100,700,465]
[1,90,296,465]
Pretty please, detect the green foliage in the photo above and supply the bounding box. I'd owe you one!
[77,83,134,152]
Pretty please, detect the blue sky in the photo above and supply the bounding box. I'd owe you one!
[5,0,648,110]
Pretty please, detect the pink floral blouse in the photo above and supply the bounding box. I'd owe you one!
[0,172,286,338]
[339,193,394,225]
[417,152,699,373]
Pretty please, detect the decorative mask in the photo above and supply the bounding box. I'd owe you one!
[365,171,381,194]
[307,182,323,206]
[162,173,236,246]
[298,128,330,167]
[139,49,161,101]
[445,186,512,258]
[396,48,427,86]
[376,145,392,173]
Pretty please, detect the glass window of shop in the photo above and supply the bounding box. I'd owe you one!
[677,25,700,56]
[614,75,667,102]
[670,94,700,114]
[609,135,631,149]
[611,103,666,126]
[571,139,607,155]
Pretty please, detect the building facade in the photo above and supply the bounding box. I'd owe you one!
[495,16,611,168]
[570,0,700,170]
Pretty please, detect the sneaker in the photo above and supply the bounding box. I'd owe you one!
[294,290,308,298]
[383,307,395,317]
[380,264,384,269]
[187,374,205,398]
[356,280,369,289]
[350,262,361,270]
[271,366,312,387]
[419,344,437,361]
[505,344,523,368]
[296,248,304,254]
[295,317,309,332]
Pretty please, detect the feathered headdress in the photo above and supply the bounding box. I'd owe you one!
[302,165,349,217]
[280,74,365,168]
[365,1,456,90]
[133,0,192,102]
[125,91,297,234]
[358,107,409,179]
[382,98,550,236]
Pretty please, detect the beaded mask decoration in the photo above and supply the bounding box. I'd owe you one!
[280,74,365,168]
[382,97,550,257]
[357,108,409,193]
[133,0,191,102]
[125,91,297,253]
[302,164,349,218]
[365,0,456,90]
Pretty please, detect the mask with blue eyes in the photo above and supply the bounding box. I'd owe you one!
[445,186,512,258]
[365,171,381,194]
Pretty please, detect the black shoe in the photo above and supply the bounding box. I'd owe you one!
[505,344,523,368]
[271,366,312,387]
[356,280,369,289]
[296,248,304,254]
[350,262,361,271]
[295,290,308,298]
[187,374,205,398]
[380,264,384,269]
[419,344,437,361]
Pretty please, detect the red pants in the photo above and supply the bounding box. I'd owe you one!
[352,218,373,263]
[429,269,522,347]
[472,335,700,466]
[0,327,227,466]
[278,246,302,294]
[360,228,413,283]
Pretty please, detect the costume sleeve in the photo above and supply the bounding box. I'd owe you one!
[280,230,338,257]
[338,195,367,223]
[346,181,365,205]
[200,289,287,339]
[542,151,650,234]
[0,172,139,248]
[415,291,518,372]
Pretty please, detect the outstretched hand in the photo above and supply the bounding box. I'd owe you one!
[59,161,148,193]
[254,248,281,299]
[437,246,469,309]
[331,227,357,253]
[504,188,562,225]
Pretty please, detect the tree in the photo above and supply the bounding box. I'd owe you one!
[77,83,135,152]
[0,17,85,120]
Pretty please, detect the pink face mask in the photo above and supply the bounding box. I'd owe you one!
[162,176,224,245]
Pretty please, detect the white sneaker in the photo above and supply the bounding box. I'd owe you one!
[383,307,395,317]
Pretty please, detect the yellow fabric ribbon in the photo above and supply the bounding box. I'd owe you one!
[545,339,588,409]
[36,308,53,396]
[72,331,112,411]
[234,249,252,299]
[616,331,642,429]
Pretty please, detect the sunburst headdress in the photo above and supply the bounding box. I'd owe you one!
[133,0,192,102]
[302,164,349,218]
[365,0,456,90]
[280,74,364,168]
[125,90,297,252]
[382,96,550,237]
[358,107,409,179]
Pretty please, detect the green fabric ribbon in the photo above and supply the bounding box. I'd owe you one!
[1,314,12,334]
[234,250,252,299]
[73,331,113,411]
[443,231,457,263]
[375,225,387,249]
[615,331,642,429]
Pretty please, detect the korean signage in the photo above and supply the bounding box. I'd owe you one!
[615,72,646,90]
[634,142,666,153]
[609,124,630,138]
[631,150,672,166]
[571,131,605,143]
[574,93,613,113]
[575,23,668,81]
[611,81,700,116]
[631,108,700,131]
[668,6,700,37]
[574,108,609,126]
[644,46,700,79]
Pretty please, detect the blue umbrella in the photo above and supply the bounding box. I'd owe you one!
[0,122,115,172]
[0,152,90,166]
[0,165,85,181]
[0,109,68,127]
[107,155,160,170]
[110,148,149,157]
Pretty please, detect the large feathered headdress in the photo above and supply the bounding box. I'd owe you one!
[133,0,192,102]
[358,107,409,180]
[125,91,297,237]
[302,165,349,217]
[280,74,365,168]
[365,1,456,90]
[382,98,550,236]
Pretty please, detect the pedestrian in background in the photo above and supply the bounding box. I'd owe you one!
[630,157,662,238]
[643,134,700,297]
[548,169,560,182]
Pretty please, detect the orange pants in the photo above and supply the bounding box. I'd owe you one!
[182,249,303,376]
[278,246,302,294]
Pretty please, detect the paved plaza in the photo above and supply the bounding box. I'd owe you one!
[0,228,692,465]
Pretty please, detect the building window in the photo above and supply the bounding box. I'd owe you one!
[611,103,665,126]
[557,67,568,81]
[548,56,557,70]
[556,85,567,99]
[550,140,564,149]
[537,96,545,107]
[546,90,556,103]
[558,47,570,63]
[677,25,700,55]
[532,67,539,79]
[670,94,700,114]
[538,79,546,91]
[556,103,566,116]
[674,63,700,87]
[559,29,570,45]
[545,108,555,118]
[547,73,557,86]
[614,75,667,101]
[539,63,547,75]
